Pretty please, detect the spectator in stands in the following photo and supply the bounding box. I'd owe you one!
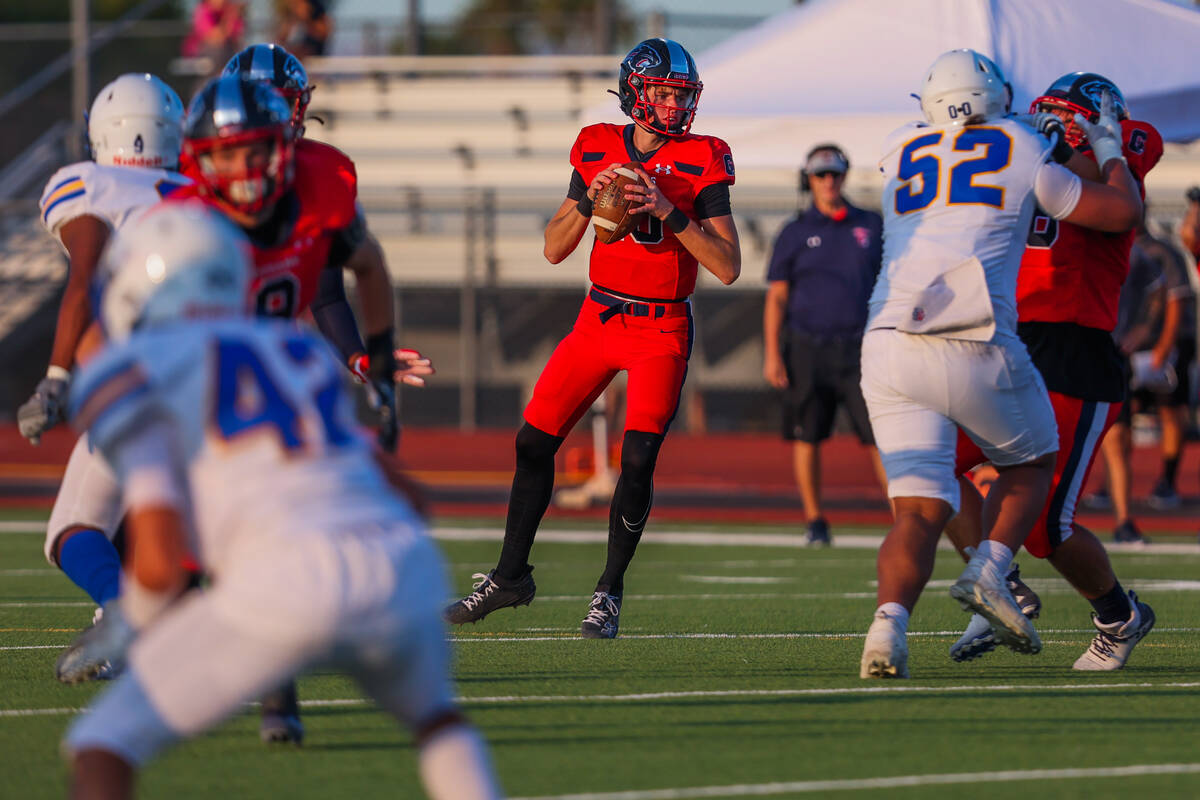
[762,144,887,545]
[276,0,332,59]
[182,0,246,73]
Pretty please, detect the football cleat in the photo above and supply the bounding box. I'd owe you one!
[1073,591,1156,671]
[260,683,304,744]
[1113,519,1149,545]
[950,557,1042,655]
[56,604,135,685]
[443,568,536,625]
[949,563,1042,662]
[580,590,622,639]
[860,609,909,679]
[805,518,832,547]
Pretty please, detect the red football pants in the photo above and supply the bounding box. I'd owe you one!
[956,390,1121,558]
[523,295,693,437]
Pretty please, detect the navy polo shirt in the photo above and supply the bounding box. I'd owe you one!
[766,203,883,338]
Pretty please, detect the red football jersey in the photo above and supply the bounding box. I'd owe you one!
[1017,119,1164,331]
[176,138,359,318]
[571,123,735,300]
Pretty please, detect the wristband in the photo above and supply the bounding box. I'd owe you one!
[665,207,690,234]
[47,365,71,384]
[576,194,594,217]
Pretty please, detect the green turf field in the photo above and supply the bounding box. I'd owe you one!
[3,511,1199,799]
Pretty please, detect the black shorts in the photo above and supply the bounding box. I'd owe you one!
[780,331,874,445]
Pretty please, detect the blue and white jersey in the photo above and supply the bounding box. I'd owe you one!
[867,117,1082,342]
[68,318,418,571]
[39,161,191,242]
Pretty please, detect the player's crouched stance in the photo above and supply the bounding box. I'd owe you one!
[859,50,1143,678]
[59,205,502,800]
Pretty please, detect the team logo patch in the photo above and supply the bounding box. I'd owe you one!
[852,226,870,248]
[626,44,662,73]
[723,153,735,176]
[1079,80,1126,117]
[1128,128,1147,155]
[912,307,925,322]
[806,235,822,248]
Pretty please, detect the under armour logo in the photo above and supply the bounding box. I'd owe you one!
[654,163,672,175]
[807,235,822,248]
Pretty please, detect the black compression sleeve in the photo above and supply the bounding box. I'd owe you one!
[311,265,366,363]
[693,182,732,219]
[327,210,368,268]
[567,169,587,201]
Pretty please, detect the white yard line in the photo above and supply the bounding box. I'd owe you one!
[5,682,1200,718]
[508,763,1200,800]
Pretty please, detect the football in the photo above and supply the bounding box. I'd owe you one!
[591,163,646,244]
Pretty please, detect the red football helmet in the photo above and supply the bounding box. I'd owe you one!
[183,76,296,220]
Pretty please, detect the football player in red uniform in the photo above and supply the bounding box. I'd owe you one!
[444,38,741,638]
[174,75,410,744]
[177,74,423,461]
[948,73,1162,670]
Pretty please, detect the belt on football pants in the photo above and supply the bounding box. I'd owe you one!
[589,287,689,324]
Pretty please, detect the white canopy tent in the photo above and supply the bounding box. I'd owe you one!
[605,0,1200,171]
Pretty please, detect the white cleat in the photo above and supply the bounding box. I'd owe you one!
[949,613,996,662]
[950,557,1042,655]
[860,610,909,679]
[1073,591,1155,671]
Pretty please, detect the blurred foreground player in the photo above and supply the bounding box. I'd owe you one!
[859,51,1143,678]
[18,73,188,627]
[445,38,740,638]
[58,204,502,800]
[947,73,1160,670]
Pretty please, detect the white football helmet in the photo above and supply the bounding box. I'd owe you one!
[919,49,1011,126]
[98,203,251,341]
[88,73,184,169]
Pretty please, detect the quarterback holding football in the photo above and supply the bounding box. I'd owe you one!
[445,37,741,639]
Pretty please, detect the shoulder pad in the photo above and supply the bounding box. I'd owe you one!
[40,162,97,233]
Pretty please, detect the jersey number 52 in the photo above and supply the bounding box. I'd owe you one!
[894,128,1012,215]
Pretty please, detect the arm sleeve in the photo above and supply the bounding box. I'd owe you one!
[567,169,588,201]
[326,208,368,269]
[1032,161,1083,221]
[311,265,366,362]
[692,183,732,219]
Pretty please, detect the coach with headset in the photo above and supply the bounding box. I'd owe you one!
[763,143,887,545]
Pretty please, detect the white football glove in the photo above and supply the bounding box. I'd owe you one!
[1074,88,1124,169]
[17,367,70,445]
[1015,112,1074,164]
[55,601,136,684]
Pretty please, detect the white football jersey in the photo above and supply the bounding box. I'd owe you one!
[39,161,191,242]
[68,319,418,572]
[868,118,1082,340]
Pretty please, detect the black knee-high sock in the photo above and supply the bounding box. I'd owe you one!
[496,423,564,581]
[1161,455,1180,489]
[598,431,664,594]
